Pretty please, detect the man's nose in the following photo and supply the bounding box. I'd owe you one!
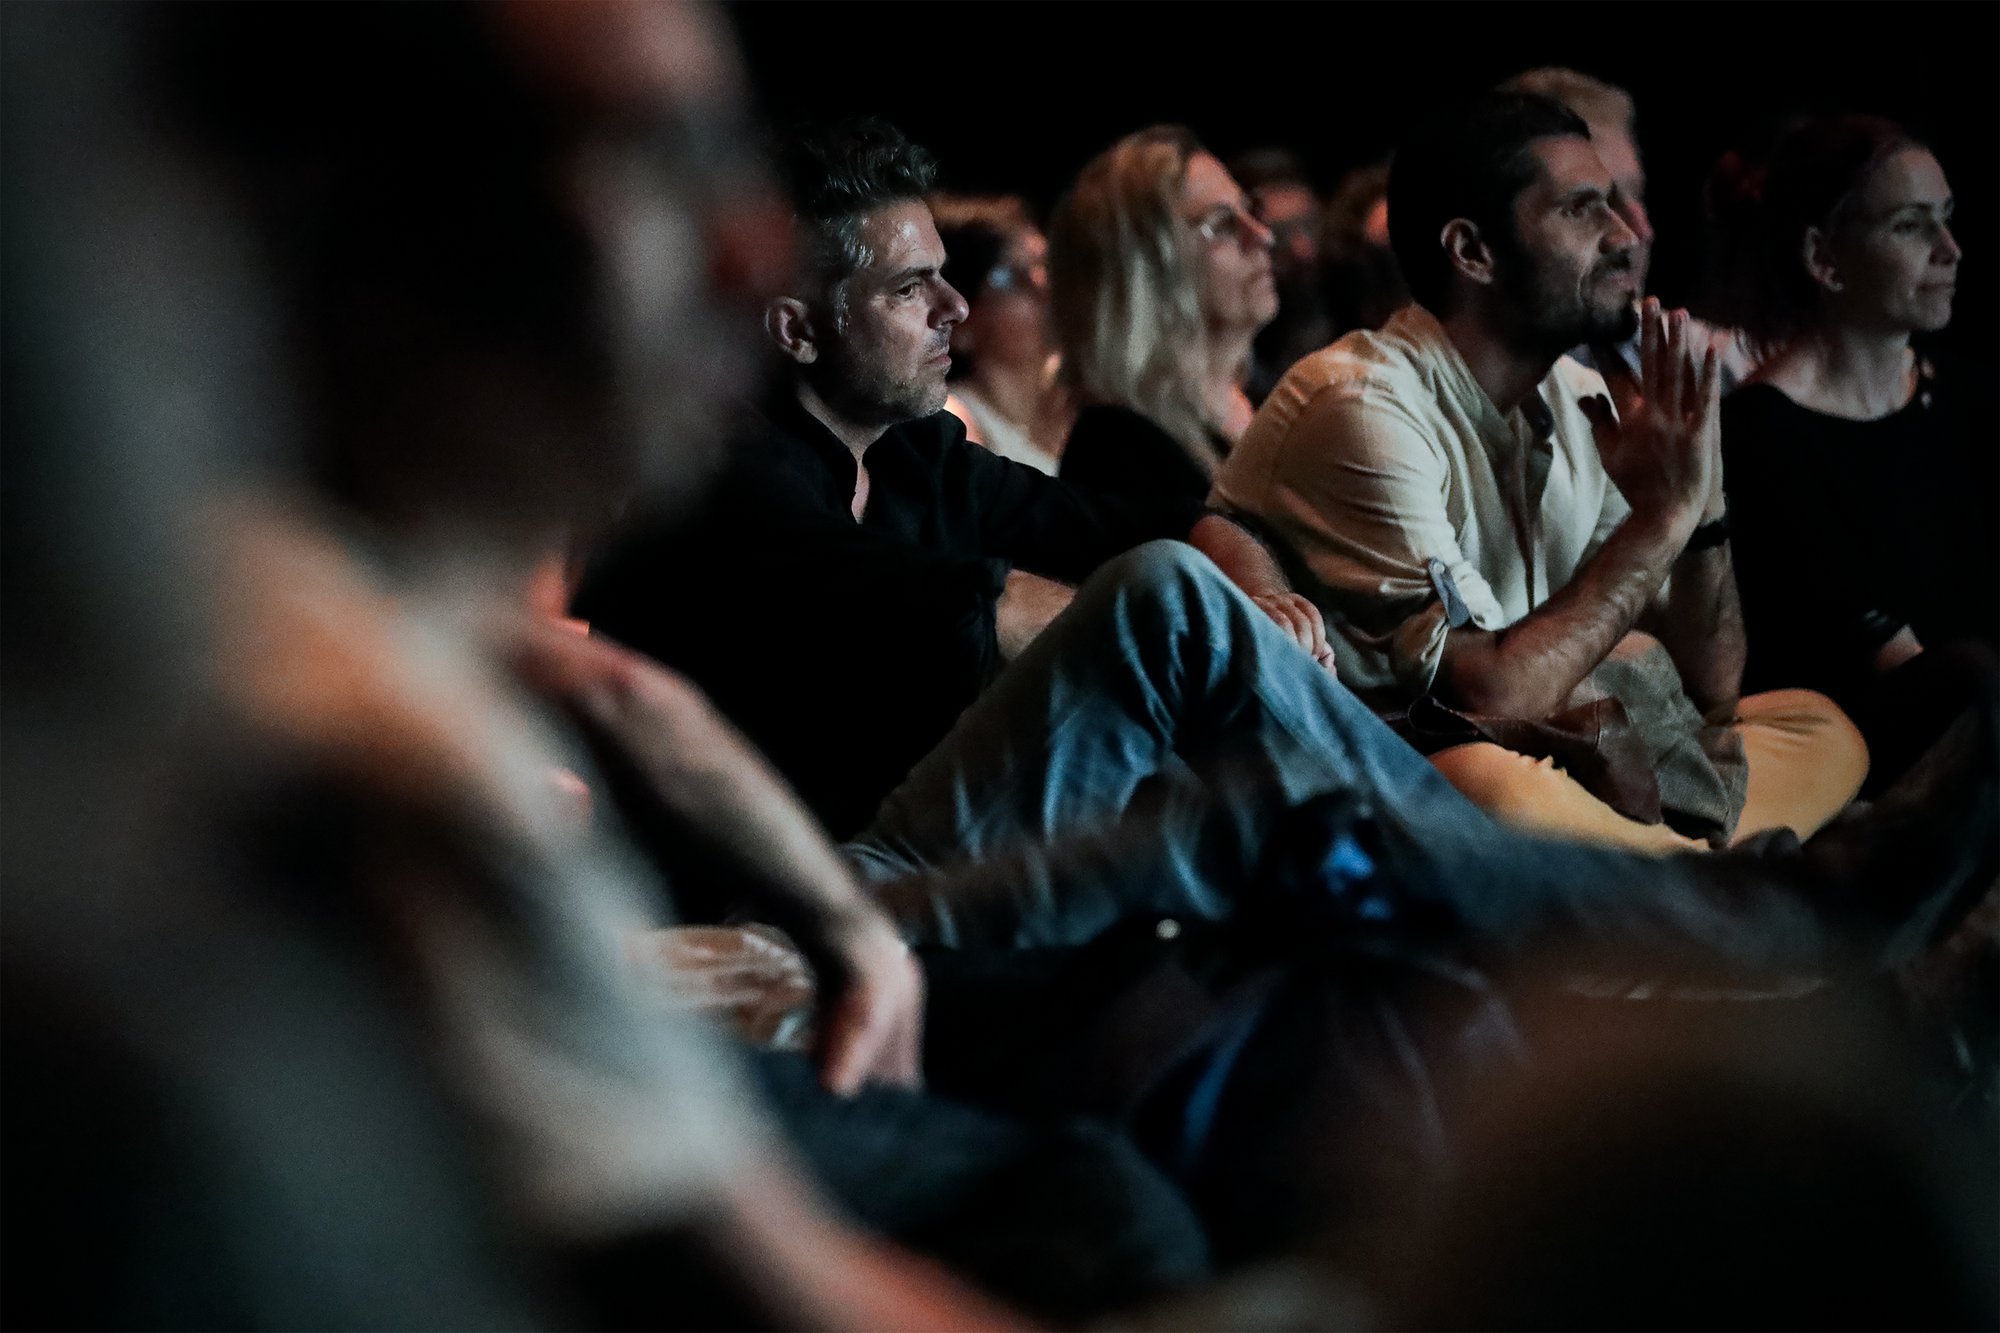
[1936,224,1963,266]
[1601,206,1639,256]
[1616,196,1654,249]
[936,278,970,327]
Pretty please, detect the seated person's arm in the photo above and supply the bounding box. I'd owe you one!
[1188,510,1335,671]
[1443,516,1690,718]
[511,615,923,1098]
[1638,526,1744,717]
[994,569,1074,660]
[1448,317,1723,719]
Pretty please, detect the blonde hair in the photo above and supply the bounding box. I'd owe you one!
[1049,125,1223,475]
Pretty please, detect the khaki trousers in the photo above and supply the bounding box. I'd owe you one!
[1429,689,1869,855]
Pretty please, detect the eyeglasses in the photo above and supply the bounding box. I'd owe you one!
[984,260,1048,294]
[1190,200,1268,248]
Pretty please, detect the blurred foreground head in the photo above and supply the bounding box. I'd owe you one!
[3,5,787,1324]
[161,0,785,557]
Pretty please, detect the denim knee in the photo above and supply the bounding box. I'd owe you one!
[1097,539,1234,612]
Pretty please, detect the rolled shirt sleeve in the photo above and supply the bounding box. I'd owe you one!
[1220,381,1507,699]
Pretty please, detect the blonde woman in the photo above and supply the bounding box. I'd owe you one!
[1050,125,1278,515]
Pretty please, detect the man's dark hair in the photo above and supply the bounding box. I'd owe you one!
[1388,92,1592,313]
[775,117,938,298]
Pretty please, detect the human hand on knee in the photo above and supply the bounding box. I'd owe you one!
[1252,592,1338,675]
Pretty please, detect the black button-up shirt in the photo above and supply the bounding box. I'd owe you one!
[577,394,1199,838]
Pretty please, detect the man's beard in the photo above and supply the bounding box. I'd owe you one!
[1497,243,1639,356]
[812,347,946,430]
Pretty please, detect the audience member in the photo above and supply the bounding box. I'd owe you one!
[1214,92,1869,854]
[1050,126,1279,518]
[933,194,1073,475]
[1713,115,1999,791]
[1499,66,1762,411]
[1228,147,1335,395]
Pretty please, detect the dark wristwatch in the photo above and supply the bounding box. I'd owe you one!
[1685,509,1731,552]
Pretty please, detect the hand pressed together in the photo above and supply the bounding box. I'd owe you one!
[1582,298,1724,535]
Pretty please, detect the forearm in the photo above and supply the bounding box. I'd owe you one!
[1653,543,1745,716]
[994,569,1074,660]
[1443,511,1689,718]
[1188,511,1292,598]
[576,667,880,933]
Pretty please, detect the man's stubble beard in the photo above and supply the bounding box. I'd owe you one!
[811,344,945,431]
[1495,243,1638,359]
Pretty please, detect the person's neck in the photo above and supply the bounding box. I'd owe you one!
[1438,306,1558,416]
[1203,322,1259,444]
[1782,324,1915,419]
[796,380,888,461]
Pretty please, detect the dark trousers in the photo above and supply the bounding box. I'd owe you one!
[750,1047,1210,1323]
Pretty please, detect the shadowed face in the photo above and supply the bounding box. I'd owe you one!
[1495,134,1642,352]
[953,226,1053,376]
[1821,147,1960,336]
[1182,152,1279,334]
[813,202,969,427]
[1588,120,1654,293]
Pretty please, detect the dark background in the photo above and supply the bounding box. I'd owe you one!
[724,0,1999,360]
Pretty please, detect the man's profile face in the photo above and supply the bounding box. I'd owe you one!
[815,202,968,426]
[1494,134,1641,351]
[1588,121,1654,293]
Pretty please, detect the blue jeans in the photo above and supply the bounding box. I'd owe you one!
[844,542,1848,979]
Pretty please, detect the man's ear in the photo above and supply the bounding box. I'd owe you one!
[1441,219,1495,288]
[1802,226,1844,294]
[765,297,819,365]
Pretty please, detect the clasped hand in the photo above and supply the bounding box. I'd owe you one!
[1583,298,1725,533]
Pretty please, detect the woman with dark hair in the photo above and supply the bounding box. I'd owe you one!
[1049,126,1278,516]
[934,194,1072,475]
[1717,115,1997,789]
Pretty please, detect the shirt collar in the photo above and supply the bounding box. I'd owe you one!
[1394,303,1559,453]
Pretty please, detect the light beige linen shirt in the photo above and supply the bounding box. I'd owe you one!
[1212,304,1633,708]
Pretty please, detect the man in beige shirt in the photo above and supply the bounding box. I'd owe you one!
[1212,91,1866,853]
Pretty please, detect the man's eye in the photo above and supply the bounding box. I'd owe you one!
[897,283,921,298]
